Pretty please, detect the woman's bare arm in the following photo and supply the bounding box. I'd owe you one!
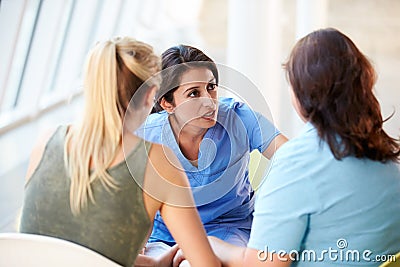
[262,134,288,159]
[208,236,292,267]
[143,144,220,267]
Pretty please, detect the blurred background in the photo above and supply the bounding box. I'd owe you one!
[1,0,399,232]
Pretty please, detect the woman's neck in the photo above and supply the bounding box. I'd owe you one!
[169,115,207,161]
[169,115,207,141]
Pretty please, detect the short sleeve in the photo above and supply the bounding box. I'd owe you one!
[231,101,280,153]
[247,146,319,252]
[134,112,167,144]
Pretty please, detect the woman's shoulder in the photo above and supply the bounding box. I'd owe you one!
[135,111,168,133]
[25,125,67,182]
[217,97,276,135]
[273,124,321,161]
[147,143,178,169]
[145,142,193,206]
[135,111,168,142]
[218,97,247,111]
[146,110,168,125]
[32,125,67,154]
[217,97,256,122]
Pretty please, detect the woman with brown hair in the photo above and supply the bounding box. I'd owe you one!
[208,28,400,266]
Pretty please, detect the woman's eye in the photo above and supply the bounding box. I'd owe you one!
[188,90,199,97]
[207,83,217,91]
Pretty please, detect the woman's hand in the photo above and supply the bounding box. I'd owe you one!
[134,245,180,267]
[172,248,186,267]
[157,244,180,267]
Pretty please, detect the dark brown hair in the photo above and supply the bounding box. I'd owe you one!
[284,28,399,162]
[152,45,218,112]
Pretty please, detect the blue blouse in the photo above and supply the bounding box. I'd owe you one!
[248,122,400,266]
[136,97,280,243]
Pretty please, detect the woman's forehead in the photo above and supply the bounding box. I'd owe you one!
[179,68,215,85]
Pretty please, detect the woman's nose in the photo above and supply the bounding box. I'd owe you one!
[201,94,216,108]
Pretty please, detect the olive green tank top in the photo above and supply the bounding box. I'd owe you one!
[20,125,152,267]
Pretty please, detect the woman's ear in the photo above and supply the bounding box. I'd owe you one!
[159,98,175,113]
[144,85,157,108]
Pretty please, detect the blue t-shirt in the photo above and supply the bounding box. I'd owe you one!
[248,122,400,266]
[136,97,280,243]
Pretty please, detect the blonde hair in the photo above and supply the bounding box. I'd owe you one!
[65,37,160,215]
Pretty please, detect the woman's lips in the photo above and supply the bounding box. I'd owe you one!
[202,110,216,120]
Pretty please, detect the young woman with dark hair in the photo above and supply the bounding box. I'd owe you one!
[136,45,287,264]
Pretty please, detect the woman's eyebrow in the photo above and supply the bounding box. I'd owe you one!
[183,85,200,94]
[182,77,216,94]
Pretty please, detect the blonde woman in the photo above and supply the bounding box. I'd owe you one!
[19,37,220,267]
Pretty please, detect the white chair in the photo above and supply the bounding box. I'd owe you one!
[0,233,122,267]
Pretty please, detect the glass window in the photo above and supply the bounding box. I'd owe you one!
[1,0,42,114]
